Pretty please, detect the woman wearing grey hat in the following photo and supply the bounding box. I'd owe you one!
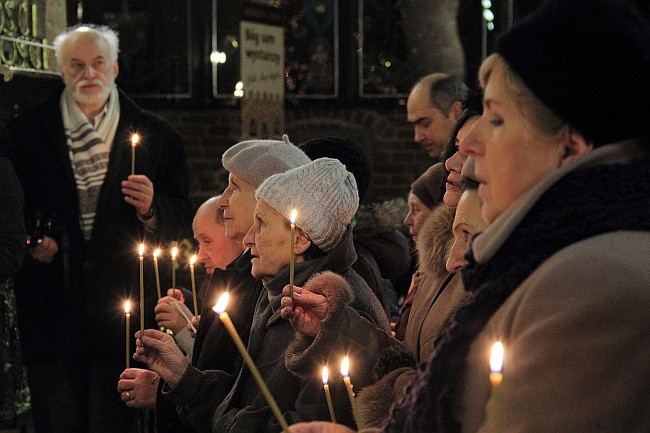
[290,0,650,432]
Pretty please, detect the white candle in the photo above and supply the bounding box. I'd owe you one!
[490,341,504,433]
[130,133,140,175]
[322,366,337,422]
[138,243,145,338]
[153,248,162,299]
[171,246,179,288]
[341,356,363,429]
[124,300,131,368]
[289,209,297,300]
[189,254,198,316]
[213,293,289,432]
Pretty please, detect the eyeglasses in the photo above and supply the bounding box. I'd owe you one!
[66,59,111,75]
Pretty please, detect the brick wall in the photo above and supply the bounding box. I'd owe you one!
[154,106,435,212]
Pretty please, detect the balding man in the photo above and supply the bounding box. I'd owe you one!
[407,73,468,158]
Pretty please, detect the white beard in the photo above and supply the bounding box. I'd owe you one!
[70,77,114,107]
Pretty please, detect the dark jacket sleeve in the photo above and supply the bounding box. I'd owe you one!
[0,156,25,281]
[132,108,193,242]
[162,365,237,432]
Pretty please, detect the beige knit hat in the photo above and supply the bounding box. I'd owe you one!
[256,157,359,252]
[221,134,311,188]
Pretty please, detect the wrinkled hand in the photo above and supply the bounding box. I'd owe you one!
[117,368,159,409]
[122,174,154,217]
[280,285,329,337]
[28,235,58,263]
[190,315,200,338]
[155,296,188,334]
[289,422,355,433]
[133,329,188,388]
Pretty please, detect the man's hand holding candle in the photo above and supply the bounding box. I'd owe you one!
[133,329,189,388]
[121,174,155,218]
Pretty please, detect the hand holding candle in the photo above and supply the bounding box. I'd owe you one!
[341,356,363,430]
[490,341,504,433]
[289,209,297,300]
[213,293,289,432]
[189,254,198,316]
[170,246,178,288]
[138,243,145,338]
[322,366,337,423]
[124,300,131,368]
[130,133,140,175]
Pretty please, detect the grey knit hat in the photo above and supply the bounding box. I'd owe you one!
[256,157,359,252]
[221,134,311,188]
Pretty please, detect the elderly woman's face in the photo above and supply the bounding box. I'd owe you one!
[404,192,433,239]
[460,63,567,223]
[243,199,291,281]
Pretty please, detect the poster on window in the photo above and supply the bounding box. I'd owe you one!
[240,20,284,140]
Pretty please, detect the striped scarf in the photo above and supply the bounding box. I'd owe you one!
[60,85,120,240]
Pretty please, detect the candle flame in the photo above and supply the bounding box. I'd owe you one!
[213,292,230,315]
[340,356,350,377]
[490,341,504,373]
[290,209,297,224]
[171,246,178,259]
[138,243,145,256]
[190,254,197,265]
[131,133,140,146]
[124,300,131,314]
[153,248,161,258]
[322,366,329,385]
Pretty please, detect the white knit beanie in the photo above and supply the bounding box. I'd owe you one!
[256,157,359,252]
[221,134,311,188]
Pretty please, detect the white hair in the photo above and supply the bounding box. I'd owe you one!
[52,24,119,68]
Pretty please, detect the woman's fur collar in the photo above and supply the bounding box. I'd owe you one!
[416,204,455,279]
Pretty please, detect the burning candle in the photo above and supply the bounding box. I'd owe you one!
[170,246,179,288]
[213,293,289,432]
[138,243,145,338]
[189,254,198,316]
[322,366,337,423]
[289,209,297,300]
[341,356,363,430]
[153,248,162,299]
[124,300,131,368]
[130,133,140,175]
[490,341,504,433]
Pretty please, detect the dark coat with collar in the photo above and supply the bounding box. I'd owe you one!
[164,227,388,433]
[4,86,192,364]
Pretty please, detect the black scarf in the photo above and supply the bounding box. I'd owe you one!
[383,157,650,432]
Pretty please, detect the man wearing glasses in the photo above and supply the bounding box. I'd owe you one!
[3,24,192,433]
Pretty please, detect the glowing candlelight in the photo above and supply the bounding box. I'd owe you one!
[341,356,363,429]
[189,254,198,316]
[322,366,337,423]
[152,248,162,299]
[490,341,504,433]
[130,133,140,175]
[124,300,131,368]
[138,243,145,338]
[171,246,179,288]
[213,293,289,432]
[289,209,297,300]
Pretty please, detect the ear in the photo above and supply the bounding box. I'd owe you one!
[113,60,119,78]
[449,100,463,121]
[560,126,594,166]
[294,228,312,256]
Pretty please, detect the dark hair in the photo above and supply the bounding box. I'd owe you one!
[429,75,469,114]
[298,137,371,202]
[439,91,483,164]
